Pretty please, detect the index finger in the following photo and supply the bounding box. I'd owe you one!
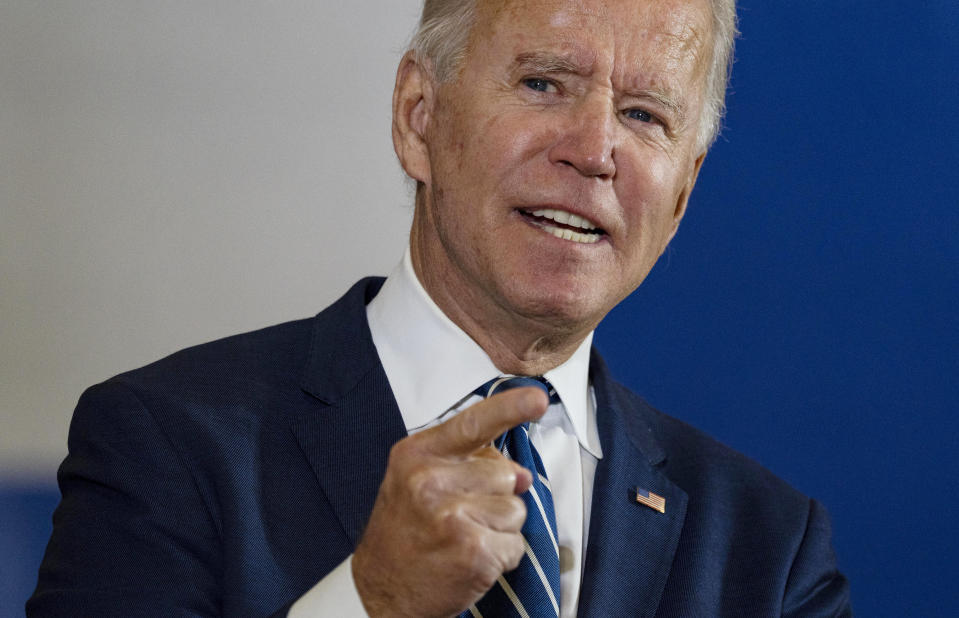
[420,387,549,456]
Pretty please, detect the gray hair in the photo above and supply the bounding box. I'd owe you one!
[409,0,738,152]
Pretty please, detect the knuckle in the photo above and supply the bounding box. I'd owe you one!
[506,536,525,570]
[406,466,444,500]
[460,533,496,582]
[435,499,471,535]
[507,496,527,527]
[457,409,483,445]
[460,531,485,559]
[387,437,415,466]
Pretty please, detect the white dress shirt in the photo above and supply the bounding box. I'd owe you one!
[291,249,602,617]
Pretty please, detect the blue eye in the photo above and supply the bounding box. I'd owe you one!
[523,78,553,92]
[625,109,653,123]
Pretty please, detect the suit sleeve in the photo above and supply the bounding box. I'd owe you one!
[782,498,852,617]
[27,380,222,617]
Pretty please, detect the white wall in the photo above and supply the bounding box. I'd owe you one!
[0,1,419,479]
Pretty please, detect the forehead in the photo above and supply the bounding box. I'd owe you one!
[471,0,712,87]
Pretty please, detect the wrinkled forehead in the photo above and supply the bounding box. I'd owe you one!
[470,0,713,82]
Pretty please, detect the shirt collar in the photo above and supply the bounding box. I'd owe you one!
[366,248,599,457]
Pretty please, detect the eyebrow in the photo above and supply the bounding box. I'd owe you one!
[511,51,591,76]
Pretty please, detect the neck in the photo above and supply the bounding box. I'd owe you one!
[409,234,594,377]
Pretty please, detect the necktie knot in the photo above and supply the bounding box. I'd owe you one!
[475,375,561,405]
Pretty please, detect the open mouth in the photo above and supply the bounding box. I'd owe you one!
[519,208,606,244]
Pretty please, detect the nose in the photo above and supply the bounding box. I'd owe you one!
[548,96,617,179]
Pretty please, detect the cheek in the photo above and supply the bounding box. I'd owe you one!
[618,157,675,220]
[645,154,672,189]
[615,155,689,252]
[475,111,551,181]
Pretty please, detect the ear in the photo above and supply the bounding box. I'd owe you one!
[663,151,706,246]
[392,51,435,186]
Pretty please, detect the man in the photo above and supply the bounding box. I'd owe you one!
[30,0,851,616]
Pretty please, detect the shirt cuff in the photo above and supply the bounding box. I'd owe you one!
[288,554,368,617]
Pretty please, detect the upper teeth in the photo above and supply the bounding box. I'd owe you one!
[528,208,603,244]
[530,209,599,231]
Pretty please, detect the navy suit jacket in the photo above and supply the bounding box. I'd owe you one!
[30,278,850,616]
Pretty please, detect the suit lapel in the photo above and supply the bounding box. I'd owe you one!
[577,352,687,618]
[291,278,408,545]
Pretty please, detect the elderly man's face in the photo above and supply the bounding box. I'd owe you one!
[406,0,711,334]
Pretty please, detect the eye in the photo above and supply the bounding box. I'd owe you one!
[523,77,557,93]
[624,108,654,123]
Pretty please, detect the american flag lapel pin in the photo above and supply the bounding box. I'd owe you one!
[634,487,666,513]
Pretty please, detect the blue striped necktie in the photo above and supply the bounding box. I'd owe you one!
[462,376,562,618]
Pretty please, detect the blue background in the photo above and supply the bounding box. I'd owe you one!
[3,1,957,616]
[597,1,959,615]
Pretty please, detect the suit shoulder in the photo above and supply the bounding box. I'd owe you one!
[79,277,383,433]
[75,316,319,436]
[115,317,314,388]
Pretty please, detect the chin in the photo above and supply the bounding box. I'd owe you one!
[504,282,613,330]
